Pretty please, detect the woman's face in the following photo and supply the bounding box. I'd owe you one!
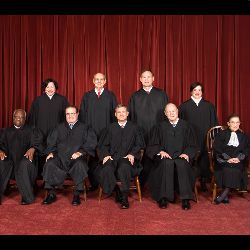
[191,85,202,99]
[45,82,56,96]
[227,117,240,132]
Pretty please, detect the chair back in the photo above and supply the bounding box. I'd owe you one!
[206,126,227,174]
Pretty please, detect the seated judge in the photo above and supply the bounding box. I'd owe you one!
[42,105,97,206]
[146,103,198,210]
[0,109,43,205]
[97,104,145,209]
[213,114,250,205]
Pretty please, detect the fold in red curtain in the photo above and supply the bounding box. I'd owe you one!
[0,15,249,134]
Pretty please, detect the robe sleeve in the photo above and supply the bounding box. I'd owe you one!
[44,128,58,156]
[80,127,97,157]
[182,125,199,160]
[129,127,146,160]
[110,92,118,123]
[27,98,38,128]
[30,128,44,154]
[79,93,88,124]
[146,125,162,160]
[0,128,7,153]
[97,128,111,161]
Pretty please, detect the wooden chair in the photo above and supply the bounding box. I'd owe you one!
[206,126,249,203]
[98,150,143,203]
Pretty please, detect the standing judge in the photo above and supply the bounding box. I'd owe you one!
[42,105,97,206]
[79,73,117,190]
[0,109,43,205]
[179,82,218,191]
[146,103,198,210]
[97,104,145,209]
[28,78,69,175]
[128,70,168,186]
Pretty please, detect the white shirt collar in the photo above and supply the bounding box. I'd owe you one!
[191,96,202,106]
[118,121,127,128]
[95,88,104,95]
[227,131,239,147]
[169,118,179,126]
[14,125,21,129]
[143,86,153,93]
[46,93,55,100]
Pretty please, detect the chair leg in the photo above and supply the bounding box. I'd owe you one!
[98,186,103,203]
[135,176,142,202]
[194,181,199,203]
[83,182,87,202]
[212,183,217,203]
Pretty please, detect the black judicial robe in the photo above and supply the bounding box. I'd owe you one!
[97,121,145,194]
[214,129,250,189]
[0,125,43,201]
[98,121,145,162]
[45,121,97,170]
[79,89,117,139]
[28,93,69,140]
[146,119,198,201]
[128,87,168,143]
[146,119,198,162]
[179,98,218,151]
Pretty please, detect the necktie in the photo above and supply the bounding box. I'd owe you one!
[97,91,101,98]
[146,90,150,95]
[121,125,125,128]
[69,124,73,129]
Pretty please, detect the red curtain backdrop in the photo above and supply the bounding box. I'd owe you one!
[0,15,250,134]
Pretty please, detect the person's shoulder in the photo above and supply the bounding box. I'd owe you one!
[180,99,192,106]
[131,88,143,96]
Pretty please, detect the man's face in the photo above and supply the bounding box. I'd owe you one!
[66,107,79,124]
[140,71,154,88]
[165,104,178,123]
[93,73,106,89]
[45,82,56,96]
[13,110,26,127]
[115,107,129,123]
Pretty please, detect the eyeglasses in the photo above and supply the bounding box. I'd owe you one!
[66,113,77,116]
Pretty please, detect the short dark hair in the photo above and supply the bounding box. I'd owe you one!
[115,104,128,111]
[65,105,79,113]
[140,69,154,77]
[190,82,203,92]
[228,113,240,122]
[41,78,59,91]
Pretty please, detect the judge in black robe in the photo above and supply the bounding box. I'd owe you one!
[146,103,198,210]
[27,79,69,175]
[42,105,97,205]
[128,70,168,186]
[79,73,117,190]
[97,104,145,209]
[179,82,218,190]
[0,109,43,205]
[213,114,250,204]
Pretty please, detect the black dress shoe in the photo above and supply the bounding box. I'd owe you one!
[214,196,222,205]
[182,199,191,210]
[121,199,129,209]
[43,193,56,205]
[72,195,81,206]
[222,198,229,204]
[158,198,168,209]
[21,198,31,205]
